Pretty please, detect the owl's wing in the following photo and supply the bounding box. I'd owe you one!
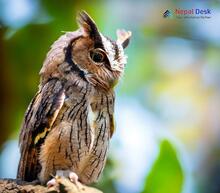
[17,78,65,182]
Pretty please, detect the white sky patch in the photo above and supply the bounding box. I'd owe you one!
[156,37,198,73]
[0,140,20,178]
[111,97,160,193]
[0,0,38,28]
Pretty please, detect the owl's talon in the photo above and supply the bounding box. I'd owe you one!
[69,171,79,184]
[54,170,79,185]
[47,178,56,188]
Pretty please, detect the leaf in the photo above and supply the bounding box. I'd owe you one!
[142,140,184,193]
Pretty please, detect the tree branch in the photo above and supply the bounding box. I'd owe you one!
[0,177,103,193]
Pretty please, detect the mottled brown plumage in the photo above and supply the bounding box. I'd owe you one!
[17,11,131,185]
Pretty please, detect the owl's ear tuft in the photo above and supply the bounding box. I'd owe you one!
[116,29,132,49]
[77,11,99,37]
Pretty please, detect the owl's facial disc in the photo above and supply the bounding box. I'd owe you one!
[76,11,132,64]
[73,11,131,90]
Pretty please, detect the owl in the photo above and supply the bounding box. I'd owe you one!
[17,11,131,186]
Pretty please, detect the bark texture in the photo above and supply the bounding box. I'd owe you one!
[0,177,102,193]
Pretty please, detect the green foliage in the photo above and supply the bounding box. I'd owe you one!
[142,140,184,193]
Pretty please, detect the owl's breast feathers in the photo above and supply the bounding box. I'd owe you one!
[17,72,115,183]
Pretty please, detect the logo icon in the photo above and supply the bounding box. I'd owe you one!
[163,10,172,18]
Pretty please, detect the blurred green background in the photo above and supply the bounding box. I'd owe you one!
[0,0,220,193]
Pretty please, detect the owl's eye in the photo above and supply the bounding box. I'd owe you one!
[90,49,106,63]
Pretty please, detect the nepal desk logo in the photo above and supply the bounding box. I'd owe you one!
[163,10,173,18]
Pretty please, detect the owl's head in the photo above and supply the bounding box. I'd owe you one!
[41,11,131,91]
[72,11,131,90]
